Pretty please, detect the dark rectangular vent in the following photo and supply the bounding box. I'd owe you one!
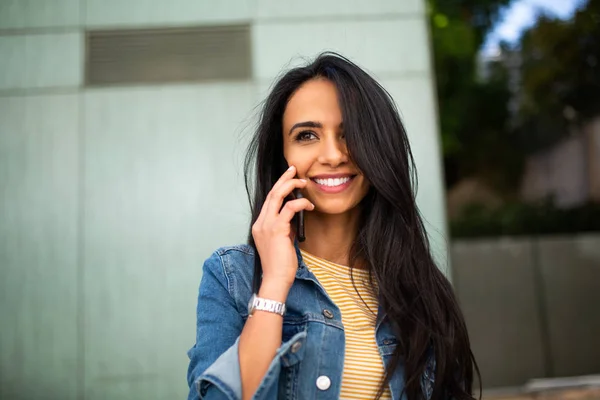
[86,25,251,86]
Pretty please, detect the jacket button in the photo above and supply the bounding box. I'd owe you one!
[291,341,302,353]
[322,309,334,319]
[316,375,331,390]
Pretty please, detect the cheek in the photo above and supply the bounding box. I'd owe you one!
[284,150,312,177]
[356,177,371,197]
[360,177,371,190]
[293,161,312,178]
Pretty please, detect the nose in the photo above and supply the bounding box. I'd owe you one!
[317,136,348,167]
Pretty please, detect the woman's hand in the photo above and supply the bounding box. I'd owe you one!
[251,165,314,292]
[241,166,313,400]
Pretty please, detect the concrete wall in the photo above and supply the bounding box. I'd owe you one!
[452,234,600,389]
[0,1,444,399]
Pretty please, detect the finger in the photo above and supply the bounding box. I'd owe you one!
[270,165,297,194]
[255,193,270,226]
[255,166,298,226]
[267,179,308,216]
[278,198,314,222]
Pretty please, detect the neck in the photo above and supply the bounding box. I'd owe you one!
[299,208,361,266]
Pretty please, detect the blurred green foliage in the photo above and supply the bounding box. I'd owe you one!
[428,0,521,192]
[515,0,600,153]
[431,0,599,194]
[450,200,600,237]
[431,0,600,237]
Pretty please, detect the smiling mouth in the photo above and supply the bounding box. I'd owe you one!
[312,176,352,187]
[309,175,357,191]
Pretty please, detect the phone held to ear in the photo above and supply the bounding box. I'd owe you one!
[294,189,306,242]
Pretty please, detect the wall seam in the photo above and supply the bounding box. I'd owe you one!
[531,237,554,378]
[76,1,87,399]
[253,12,423,24]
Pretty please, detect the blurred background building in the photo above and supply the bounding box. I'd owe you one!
[0,0,598,399]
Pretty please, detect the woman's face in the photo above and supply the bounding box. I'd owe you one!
[282,78,370,215]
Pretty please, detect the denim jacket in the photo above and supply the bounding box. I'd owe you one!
[186,243,436,399]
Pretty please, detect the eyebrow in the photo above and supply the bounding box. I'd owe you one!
[288,121,343,135]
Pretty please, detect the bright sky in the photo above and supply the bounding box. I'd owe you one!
[482,0,588,55]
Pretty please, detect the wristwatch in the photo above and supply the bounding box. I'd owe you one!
[247,294,286,317]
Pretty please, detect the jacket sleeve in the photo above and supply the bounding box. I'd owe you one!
[186,251,305,400]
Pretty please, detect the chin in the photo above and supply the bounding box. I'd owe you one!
[314,200,360,215]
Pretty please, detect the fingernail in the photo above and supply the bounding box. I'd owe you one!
[311,203,315,209]
[288,165,294,171]
[300,179,307,183]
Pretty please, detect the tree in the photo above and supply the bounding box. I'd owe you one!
[515,0,600,153]
[428,0,517,190]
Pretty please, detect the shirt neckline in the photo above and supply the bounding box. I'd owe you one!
[300,249,371,279]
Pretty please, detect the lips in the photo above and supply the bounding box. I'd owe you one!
[313,176,352,187]
[309,174,356,193]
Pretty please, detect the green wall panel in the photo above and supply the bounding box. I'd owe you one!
[82,84,255,399]
[0,94,79,399]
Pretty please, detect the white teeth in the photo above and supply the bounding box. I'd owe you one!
[314,177,351,187]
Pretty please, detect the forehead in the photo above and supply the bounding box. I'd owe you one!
[283,79,342,128]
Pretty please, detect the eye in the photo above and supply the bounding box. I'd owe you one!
[295,130,318,142]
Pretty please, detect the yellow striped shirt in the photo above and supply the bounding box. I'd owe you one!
[301,250,392,399]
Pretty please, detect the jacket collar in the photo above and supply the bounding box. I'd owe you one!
[293,239,312,280]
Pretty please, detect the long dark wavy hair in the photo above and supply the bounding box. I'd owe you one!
[244,52,480,400]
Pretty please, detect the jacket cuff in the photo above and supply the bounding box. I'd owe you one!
[196,331,307,400]
[251,331,306,399]
[197,338,242,399]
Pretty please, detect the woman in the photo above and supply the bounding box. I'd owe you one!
[187,53,479,400]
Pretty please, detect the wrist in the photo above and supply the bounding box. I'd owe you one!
[258,279,292,303]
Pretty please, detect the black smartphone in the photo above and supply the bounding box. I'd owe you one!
[294,189,306,242]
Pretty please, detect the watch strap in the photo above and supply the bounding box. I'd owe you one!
[248,294,286,316]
